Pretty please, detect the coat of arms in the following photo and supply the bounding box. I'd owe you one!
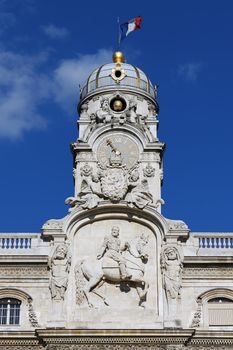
[66,138,154,211]
[99,139,128,202]
[100,167,128,201]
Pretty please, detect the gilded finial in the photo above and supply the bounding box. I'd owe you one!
[112,51,125,63]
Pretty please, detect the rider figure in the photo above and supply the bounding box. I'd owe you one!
[97,226,132,280]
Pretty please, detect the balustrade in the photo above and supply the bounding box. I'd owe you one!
[198,236,233,249]
[0,234,38,250]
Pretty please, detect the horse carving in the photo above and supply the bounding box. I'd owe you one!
[75,227,149,308]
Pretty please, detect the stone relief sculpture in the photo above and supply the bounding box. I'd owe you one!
[148,101,158,118]
[121,97,156,142]
[80,103,89,120]
[93,97,113,124]
[42,219,64,231]
[88,95,156,128]
[161,246,183,300]
[66,162,103,209]
[48,243,71,300]
[82,114,97,142]
[97,226,132,280]
[65,176,103,211]
[66,162,102,210]
[75,227,149,308]
[143,163,155,177]
[117,98,155,141]
[125,98,138,123]
[154,198,165,210]
[27,298,39,327]
[80,99,112,142]
[78,95,158,145]
[66,139,155,211]
[191,298,202,328]
[80,163,93,177]
[166,219,188,231]
[78,103,96,143]
[160,246,183,320]
[98,139,128,202]
[126,169,153,209]
[74,176,102,209]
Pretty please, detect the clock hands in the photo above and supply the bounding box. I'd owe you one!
[97,135,139,169]
[106,139,122,166]
[106,139,121,156]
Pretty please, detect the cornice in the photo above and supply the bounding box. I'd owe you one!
[37,328,193,337]
[0,255,48,264]
[0,330,39,346]
[190,330,233,346]
[79,86,157,111]
[0,329,233,347]
[36,329,193,345]
[184,256,233,264]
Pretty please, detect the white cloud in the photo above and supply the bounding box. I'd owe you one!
[0,51,51,139]
[178,63,203,82]
[53,49,112,111]
[41,24,69,39]
[0,48,112,139]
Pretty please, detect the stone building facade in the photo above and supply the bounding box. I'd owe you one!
[0,51,233,349]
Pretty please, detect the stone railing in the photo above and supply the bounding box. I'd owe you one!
[0,233,39,250]
[192,232,233,250]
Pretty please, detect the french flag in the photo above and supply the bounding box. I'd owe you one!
[120,16,142,42]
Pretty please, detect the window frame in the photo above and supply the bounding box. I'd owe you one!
[199,289,233,329]
[0,298,21,325]
[0,289,33,329]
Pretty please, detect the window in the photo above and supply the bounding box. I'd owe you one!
[198,289,233,329]
[208,297,233,326]
[0,298,21,325]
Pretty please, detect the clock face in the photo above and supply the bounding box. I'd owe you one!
[97,133,139,169]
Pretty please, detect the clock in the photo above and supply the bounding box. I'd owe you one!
[97,133,139,169]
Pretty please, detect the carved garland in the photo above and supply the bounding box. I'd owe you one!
[190,298,202,328]
[28,298,39,328]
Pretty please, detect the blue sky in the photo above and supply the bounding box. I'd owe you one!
[0,0,233,232]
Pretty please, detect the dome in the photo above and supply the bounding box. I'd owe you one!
[80,53,156,101]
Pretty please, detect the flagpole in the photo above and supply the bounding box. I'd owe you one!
[117,17,120,50]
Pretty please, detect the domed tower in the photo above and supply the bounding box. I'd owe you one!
[43,51,189,329]
[71,51,165,211]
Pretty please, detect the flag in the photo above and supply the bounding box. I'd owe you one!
[120,16,142,42]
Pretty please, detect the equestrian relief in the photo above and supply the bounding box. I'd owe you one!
[75,226,149,308]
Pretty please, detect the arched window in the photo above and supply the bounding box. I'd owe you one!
[0,298,21,325]
[196,289,233,329]
[208,297,233,326]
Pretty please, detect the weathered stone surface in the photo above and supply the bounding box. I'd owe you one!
[0,52,232,347]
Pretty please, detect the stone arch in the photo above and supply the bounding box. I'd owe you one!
[64,203,167,325]
[64,203,168,242]
[196,288,233,329]
[199,288,233,302]
[0,288,31,302]
[88,124,150,150]
[0,288,39,328]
